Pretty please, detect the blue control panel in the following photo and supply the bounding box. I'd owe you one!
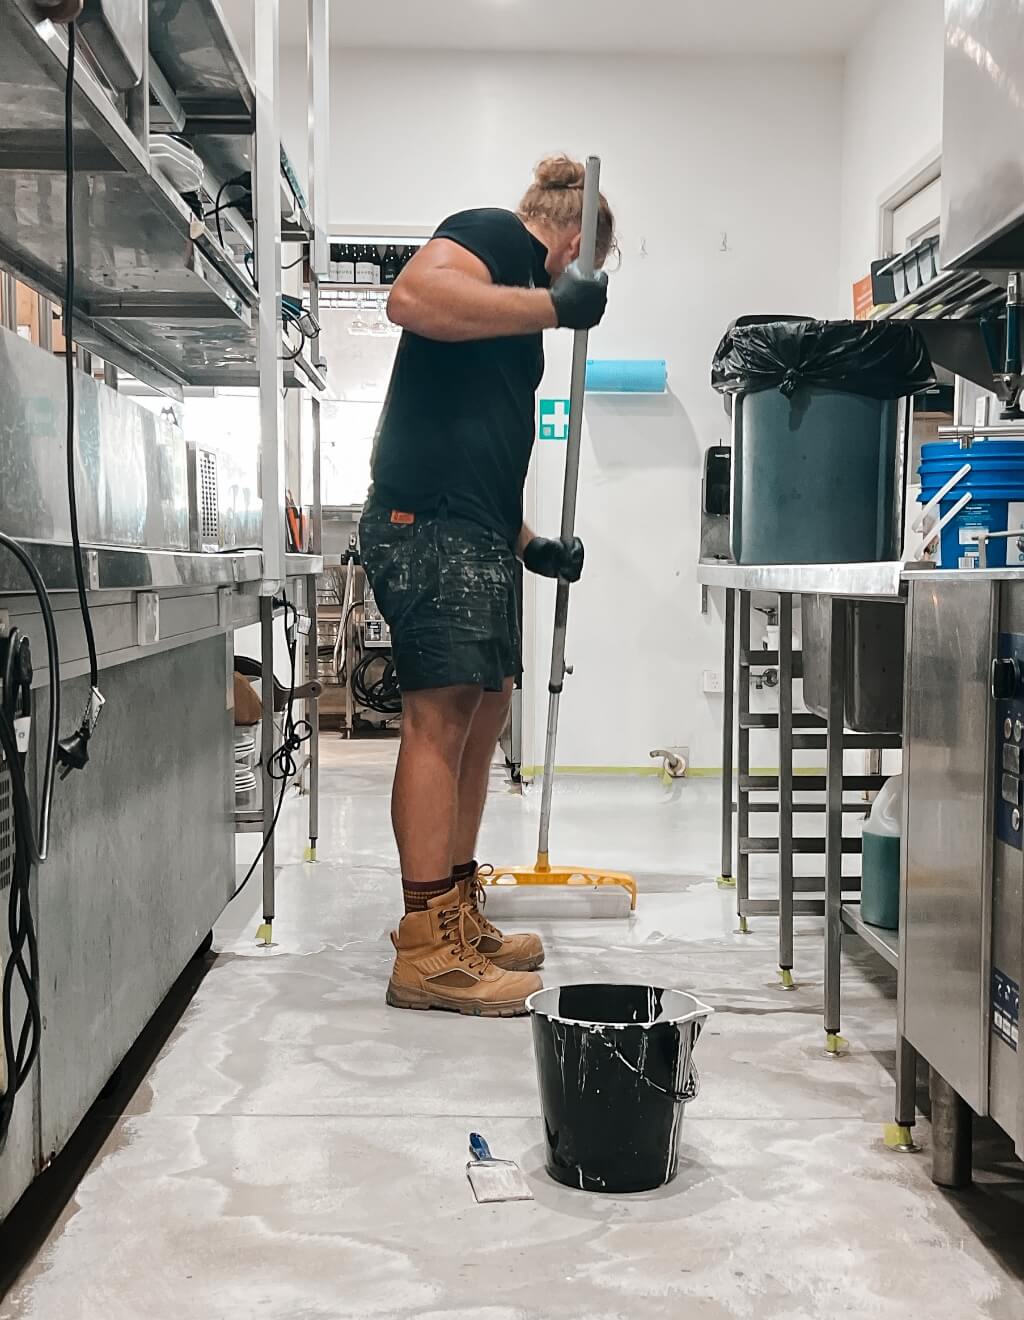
[994,633,1024,851]
[993,968,1020,1052]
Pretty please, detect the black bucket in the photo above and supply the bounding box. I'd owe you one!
[527,983,712,1194]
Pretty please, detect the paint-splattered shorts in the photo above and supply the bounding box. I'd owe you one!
[358,506,521,693]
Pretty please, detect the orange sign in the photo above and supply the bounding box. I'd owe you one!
[852,274,875,320]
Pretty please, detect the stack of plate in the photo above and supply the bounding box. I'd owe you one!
[150,135,205,198]
[234,729,258,800]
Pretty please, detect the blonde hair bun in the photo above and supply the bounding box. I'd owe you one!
[534,154,586,191]
[518,155,616,266]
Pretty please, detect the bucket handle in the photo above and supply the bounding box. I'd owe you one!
[911,461,971,535]
[602,1020,706,1104]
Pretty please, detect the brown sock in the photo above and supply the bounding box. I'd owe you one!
[402,877,453,914]
[451,860,477,882]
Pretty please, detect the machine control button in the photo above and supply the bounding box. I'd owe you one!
[1004,743,1021,774]
[1013,809,1021,832]
[1006,717,1015,741]
[1003,773,1022,807]
[1017,720,1024,745]
[992,658,1022,701]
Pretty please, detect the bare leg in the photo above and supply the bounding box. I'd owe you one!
[392,685,483,882]
[453,678,514,867]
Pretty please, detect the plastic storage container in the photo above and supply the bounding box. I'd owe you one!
[919,440,1024,569]
[861,775,902,930]
[528,984,711,1193]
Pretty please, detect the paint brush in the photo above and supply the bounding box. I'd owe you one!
[466,1133,534,1204]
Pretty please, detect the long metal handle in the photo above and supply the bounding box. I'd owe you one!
[536,156,601,865]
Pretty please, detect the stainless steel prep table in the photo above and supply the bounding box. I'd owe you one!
[697,560,916,1139]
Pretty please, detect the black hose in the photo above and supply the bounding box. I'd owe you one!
[351,653,402,716]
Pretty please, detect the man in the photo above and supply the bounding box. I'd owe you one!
[360,155,615,1016]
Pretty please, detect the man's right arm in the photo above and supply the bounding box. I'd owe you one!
[387,239,556,343]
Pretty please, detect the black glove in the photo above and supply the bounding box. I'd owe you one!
[522,536,585,583]
[549,262,609,331]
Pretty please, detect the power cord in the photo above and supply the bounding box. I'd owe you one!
[0,539,61,1154]
[228,597,311,903]
[0,17,101,1149]
[57,21,104,779]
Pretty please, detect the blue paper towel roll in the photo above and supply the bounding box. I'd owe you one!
[585,359,667,393]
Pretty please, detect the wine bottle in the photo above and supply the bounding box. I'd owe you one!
[329,243,341,282]
[355,244,377,285]
[338,243,355,284]
[381,245,401,284]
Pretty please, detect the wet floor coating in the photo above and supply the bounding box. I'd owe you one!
[2,741,1024,1318]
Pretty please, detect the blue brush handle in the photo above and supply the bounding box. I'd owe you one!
[469,1132,492,1161]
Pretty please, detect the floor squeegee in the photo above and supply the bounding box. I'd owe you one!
[481,156,637,918]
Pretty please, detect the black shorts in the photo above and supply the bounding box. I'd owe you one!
[359,506,521,693]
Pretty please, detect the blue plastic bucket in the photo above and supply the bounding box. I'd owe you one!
[919,440,1024,569]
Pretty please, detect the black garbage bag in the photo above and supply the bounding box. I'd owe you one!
[711,318,934,400]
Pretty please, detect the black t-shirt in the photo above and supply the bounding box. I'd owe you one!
[368,208,550,544]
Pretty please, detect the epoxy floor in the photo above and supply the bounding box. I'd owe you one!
[3,741,1024,1319]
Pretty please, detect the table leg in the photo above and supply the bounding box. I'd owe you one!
[778,593,795,990]
[824,598,847,1053]
[718,589,736,890]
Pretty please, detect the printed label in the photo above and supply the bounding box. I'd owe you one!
[356,262,376,284]
[992,968,1020,1051]
[339,262,355,283]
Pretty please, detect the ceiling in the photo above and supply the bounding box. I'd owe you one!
[221,0,887,58]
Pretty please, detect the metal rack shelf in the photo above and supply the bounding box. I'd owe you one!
[872,266,1005,323]
[841,903,899,969]
[0,1,319,393]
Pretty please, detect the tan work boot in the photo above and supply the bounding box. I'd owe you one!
[457,871,545,973]
[386,887,542,1016]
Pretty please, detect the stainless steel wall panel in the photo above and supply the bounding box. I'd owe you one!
[902,578,996,1114]
[36,638,233,1162]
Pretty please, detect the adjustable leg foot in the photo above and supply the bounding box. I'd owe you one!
[825,1032,848,1056]
[778,967,795,991]
[736,915,749,935]
[304,842,318,863]
[717,875,736,890]
[256,922,273,946]
[884,1123,921,1154]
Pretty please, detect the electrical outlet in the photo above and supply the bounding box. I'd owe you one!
[703,670,724,694]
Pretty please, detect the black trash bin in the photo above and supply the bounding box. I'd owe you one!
[527,984,712,1194]
[710,319,934,564]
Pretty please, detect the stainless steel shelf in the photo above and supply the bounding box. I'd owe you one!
[0,542,265,595]
[285,553,325,578]
[0,1,316,393]
[841,903,899,969]
[697,560,911,598]
[149,0,254,119]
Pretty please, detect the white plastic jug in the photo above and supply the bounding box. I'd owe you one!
[862,774,902,929]
[864,774,902,840]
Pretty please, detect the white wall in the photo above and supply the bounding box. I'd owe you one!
[282,48,844,768]
[836,0,944,313]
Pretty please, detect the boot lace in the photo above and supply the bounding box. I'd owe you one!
[438,900,490,973]
[468,870,502,939]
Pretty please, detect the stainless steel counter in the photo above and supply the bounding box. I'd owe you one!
[697,561,909,598]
